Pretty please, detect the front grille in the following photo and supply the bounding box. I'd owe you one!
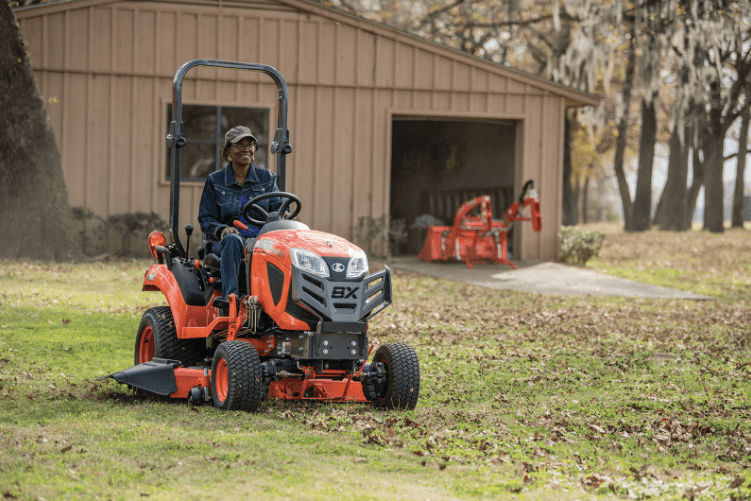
[290,266,392,330]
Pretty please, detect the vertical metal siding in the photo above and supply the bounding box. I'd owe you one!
[86,73,110,216]
[352,87,374,226]
[132,77,155,212]
[520,95,543,261]
[298,21,318,84]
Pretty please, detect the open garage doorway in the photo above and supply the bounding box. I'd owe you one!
[390,117,517,256]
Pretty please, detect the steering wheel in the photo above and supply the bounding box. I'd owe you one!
[241,192,301,226]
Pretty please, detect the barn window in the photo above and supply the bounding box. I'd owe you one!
[165,104,270,181]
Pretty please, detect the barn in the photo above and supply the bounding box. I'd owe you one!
[15,0,599,261]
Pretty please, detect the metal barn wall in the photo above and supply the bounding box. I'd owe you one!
[16,0,595,261]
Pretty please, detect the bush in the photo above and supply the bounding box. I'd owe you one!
[559,226,606,265]
[352,215,407,259]
[70,207,168,258]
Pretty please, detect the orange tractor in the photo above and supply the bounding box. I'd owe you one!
[98,60,419,412]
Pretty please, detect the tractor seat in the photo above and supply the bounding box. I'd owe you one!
[204,252,221,271]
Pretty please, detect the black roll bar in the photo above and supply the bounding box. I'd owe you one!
[166,59,292,258]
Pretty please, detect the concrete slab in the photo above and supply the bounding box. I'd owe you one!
[383,257,713,300]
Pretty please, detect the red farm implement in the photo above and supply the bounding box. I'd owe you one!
[418,180,542,269]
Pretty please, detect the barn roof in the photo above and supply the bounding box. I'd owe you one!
[15,0,601,108]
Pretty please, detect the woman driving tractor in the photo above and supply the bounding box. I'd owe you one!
[197,125,286,311]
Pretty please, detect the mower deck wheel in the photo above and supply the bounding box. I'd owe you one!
[210,341,263,412]
[370,343,420,410]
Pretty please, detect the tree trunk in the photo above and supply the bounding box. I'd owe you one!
[702,81,727,233]
[613,33,636,231]
[731,107,749,228]
[702,117,726,233]
[632,95,658,231]
[0,1,78,260]
[659,123,689,231]
[581,174,590,224]
[685,146,703,230]
[652,187,664,227]
[562,113,578,226]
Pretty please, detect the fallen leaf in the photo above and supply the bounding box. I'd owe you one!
[589,424,607,434]
[729,476,745,489]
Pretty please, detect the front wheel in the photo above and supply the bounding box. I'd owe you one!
[210,341,263,412]
[370,343,420,410]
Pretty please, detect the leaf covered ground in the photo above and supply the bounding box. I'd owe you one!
[0,226,750,500]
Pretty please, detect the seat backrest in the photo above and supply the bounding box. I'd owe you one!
[204,253,221,271]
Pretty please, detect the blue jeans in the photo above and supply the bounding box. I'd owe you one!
[210,234,246,301]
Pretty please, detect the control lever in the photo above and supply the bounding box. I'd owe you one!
[184,224,194,259]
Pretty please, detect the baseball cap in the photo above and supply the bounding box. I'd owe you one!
[224,125,257,145]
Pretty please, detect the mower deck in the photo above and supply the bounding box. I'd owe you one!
[98,357,369,404]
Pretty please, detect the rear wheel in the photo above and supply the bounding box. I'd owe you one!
[134,307,206,366]
[370,343,420,410]
[210,341,263,412]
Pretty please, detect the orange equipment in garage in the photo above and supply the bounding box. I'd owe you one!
[418,180,541,269]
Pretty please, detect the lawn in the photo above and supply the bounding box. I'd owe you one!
[1,226,750,500]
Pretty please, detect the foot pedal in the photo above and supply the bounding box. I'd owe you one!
[212,297,229,317]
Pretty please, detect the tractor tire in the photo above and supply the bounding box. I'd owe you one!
[370,343,420,410]
[210,341,263,412]
[134,307,206,366]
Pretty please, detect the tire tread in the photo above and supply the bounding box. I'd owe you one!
[212,341,263,412]
[137,306,205,366]
[372,342,420,410]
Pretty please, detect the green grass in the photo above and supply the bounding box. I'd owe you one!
[2,229,751,500]
[585,224,751,301]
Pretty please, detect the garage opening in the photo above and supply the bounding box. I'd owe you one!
[389,118,517,256]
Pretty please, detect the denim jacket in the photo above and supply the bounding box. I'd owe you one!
[198,163,284,240]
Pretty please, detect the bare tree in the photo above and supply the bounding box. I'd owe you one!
[731,106,749,228]
[612,31,637,230]
[680,1,750,233]
[659,113,692,231]
[0,0,78,259]
[562,113,578,225]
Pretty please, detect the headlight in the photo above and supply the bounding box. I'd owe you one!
[347,250,368,278]
[290,248,329,278]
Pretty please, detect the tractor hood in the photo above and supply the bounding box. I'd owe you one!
[256,229,362,258]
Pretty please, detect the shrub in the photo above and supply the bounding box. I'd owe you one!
[70,207,168,258]
[352,215,407,259]
[559,226,606,265]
